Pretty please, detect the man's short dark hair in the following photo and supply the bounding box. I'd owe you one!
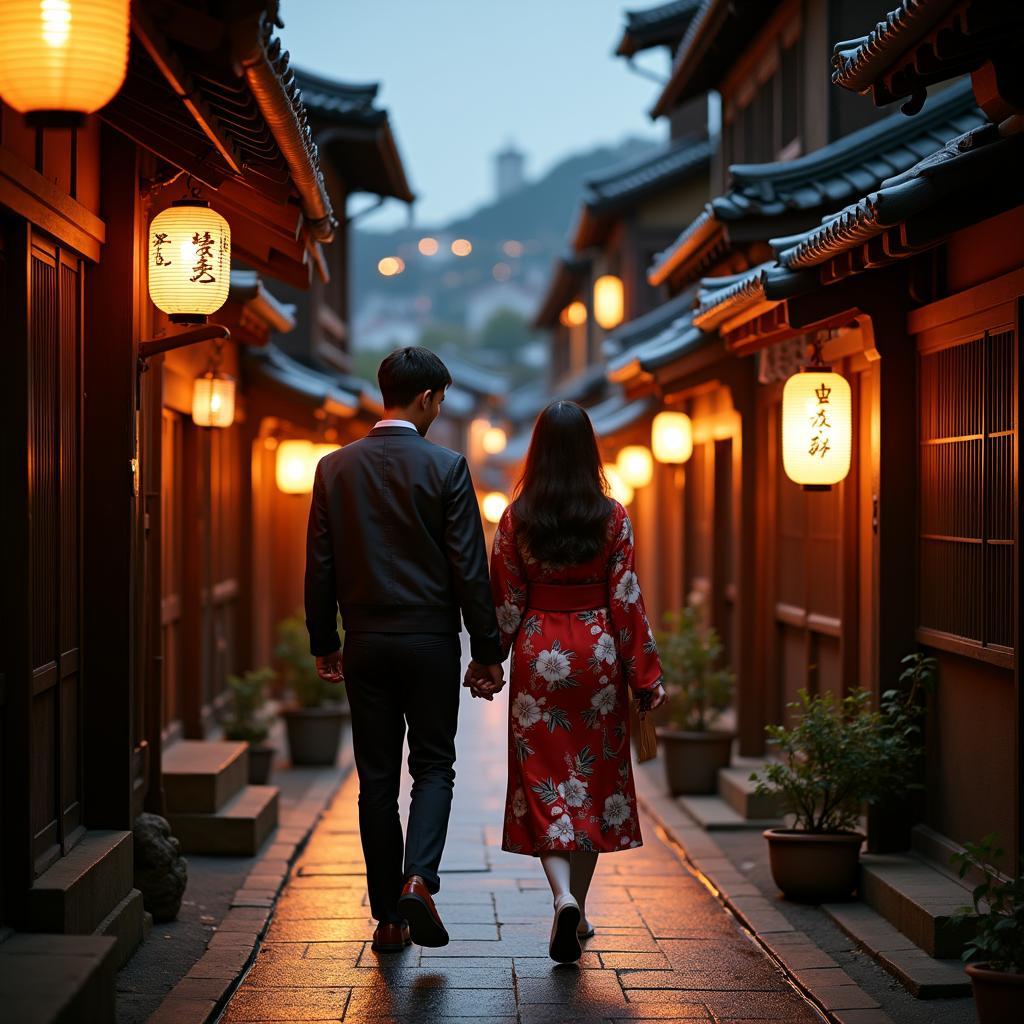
[378,347,452,408]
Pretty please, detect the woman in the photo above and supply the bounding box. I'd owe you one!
[484,400,666,964]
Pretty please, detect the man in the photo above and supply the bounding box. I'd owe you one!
[305,346,504,953]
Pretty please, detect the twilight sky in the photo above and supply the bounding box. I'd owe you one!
[282,0,671,231]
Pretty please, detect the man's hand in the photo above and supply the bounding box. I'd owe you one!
[316,650,344,684]
[463,660,504,701]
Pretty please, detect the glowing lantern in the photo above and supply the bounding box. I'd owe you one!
[276,440,314,495]
[191,371,236,428]
[418,237,438,256]
[593,274,624,330]
[781,369,852,490]
[481,426,507,455]
[148,201,231,324]
[451,238,472,256]
[652,411,693,464]
[603,464,634,507]
[617,445,653,489]
[378,256,404,276]
[311,442,341,467]
[482,491,509,525]
[0,0,130,124]
[559,301,587,328]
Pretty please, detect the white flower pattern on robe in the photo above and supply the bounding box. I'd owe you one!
[491,501,663,855]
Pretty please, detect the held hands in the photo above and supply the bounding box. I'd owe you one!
[463,660,505,701]
[316,650,344,685]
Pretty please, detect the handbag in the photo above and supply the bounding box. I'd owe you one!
[634,702,658,763]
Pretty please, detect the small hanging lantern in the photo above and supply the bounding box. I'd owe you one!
[191,342,236,428]
[0,0,130,125]
[481,426,507,455]
[781,341,852,490]
[617,445,654,489]
[275,440,314,495]
[603,463,634,507]
[559,301,587,328]
[148,198,231,325]
[652,411,693,464]
[481,491,509,524]
[593,274,624,330]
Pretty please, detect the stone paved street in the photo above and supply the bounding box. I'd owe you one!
[220,672,826,1024]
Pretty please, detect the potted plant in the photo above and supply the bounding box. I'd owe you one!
[276,611,348,766]
[223,667,277,784]
[654,605,735,795]
[753,688,916,902]
[950,834,1024,1022]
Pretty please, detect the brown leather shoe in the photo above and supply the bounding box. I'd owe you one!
[371,921,411,952]
[397,875,449,947]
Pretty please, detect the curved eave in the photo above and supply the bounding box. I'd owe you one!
[648,206,723,285]
[246,344,361,417]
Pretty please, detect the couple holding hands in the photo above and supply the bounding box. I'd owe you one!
[305,347,665,965]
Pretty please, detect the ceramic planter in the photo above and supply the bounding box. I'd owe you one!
[282,705,347,766]
[763,828,864,902]
[656,727,734,795]
[247,743,275,785]
[966,962,1024,1022]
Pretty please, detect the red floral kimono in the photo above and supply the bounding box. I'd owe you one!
[490,500,663,855]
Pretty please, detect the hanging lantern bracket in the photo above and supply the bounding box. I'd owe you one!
[137,325,231,407]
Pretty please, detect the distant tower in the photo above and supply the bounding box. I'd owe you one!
[494,141,526,199]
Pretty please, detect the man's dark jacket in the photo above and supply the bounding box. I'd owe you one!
[304,425,502,665]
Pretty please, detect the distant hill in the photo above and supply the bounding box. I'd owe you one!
[350,136,661,329]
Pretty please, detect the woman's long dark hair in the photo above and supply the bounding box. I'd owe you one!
[511,401,613,565]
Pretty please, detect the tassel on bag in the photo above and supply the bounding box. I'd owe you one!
[634,702,658,763]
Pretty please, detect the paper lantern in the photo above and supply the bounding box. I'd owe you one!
[0,0,129,123]
[652,411,693,464]
[191,371,236,428]
[617,445,653,489]
[593,274,624,330]
[481,426,507,455]
[148,201,231,324]
[276,440,314,495]
[559,301,587,328]
[781,370,852,489]
[310,442,340,466]
[603,464,634,507]
[482,491,509,525]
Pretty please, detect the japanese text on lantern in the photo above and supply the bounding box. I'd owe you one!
[152,232,172,266]
[191,232,217,284]
[808,380,832,459]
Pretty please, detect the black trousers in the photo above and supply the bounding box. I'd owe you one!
[341,631,462,923]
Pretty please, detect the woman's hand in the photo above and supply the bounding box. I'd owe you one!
[637,683,667,713]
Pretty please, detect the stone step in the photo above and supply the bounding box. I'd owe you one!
[677,793,782,831]
[162,740,249,814]
[860,853,979,959]
[0,932,117,1023]
[167,784,279,856]
[824,900,971,998]
[95,887,147,969]
[717,763,783,820]
[28,830,133,936]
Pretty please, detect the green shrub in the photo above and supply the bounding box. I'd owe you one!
[655,605,734,732]
[223,667,275,744]
[752,688,917,833]
[951,834,1024,972]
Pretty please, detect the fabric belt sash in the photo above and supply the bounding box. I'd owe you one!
[528,582,608,612]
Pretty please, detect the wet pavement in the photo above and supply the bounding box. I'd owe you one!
[221,680,825,1023]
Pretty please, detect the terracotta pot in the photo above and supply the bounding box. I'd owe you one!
[247,743,275,785]
[656,727,734,795]
[763,828,864,902]
[966,962,1024,1023]
[282,706,346,766]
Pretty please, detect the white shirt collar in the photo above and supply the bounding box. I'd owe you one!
[373,418,418,431]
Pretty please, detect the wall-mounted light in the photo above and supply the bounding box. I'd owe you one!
[593,274,624,330]
[149,200,231,324]
[652,411,693,464]
[482,491,509,524]
[275,440,314,495]
[481,426,507,455]
[782,349,851,490]
[603,463,634,506]
[617,445,653,489]
[559,301,587,328]
[0,0,130,125]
